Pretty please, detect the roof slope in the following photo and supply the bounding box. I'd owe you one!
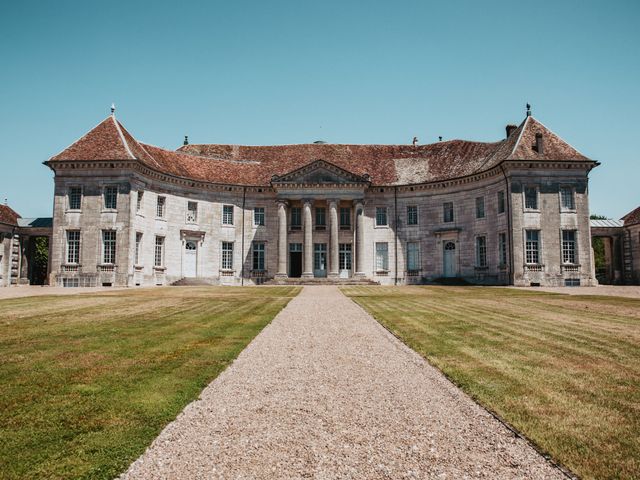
[47,114,595,186]
[0,204,21,226]
[622,206,640,226]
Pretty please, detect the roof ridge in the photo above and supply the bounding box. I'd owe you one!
[508,116,529,159]
[47,116,116,161]
[112,116,136,160]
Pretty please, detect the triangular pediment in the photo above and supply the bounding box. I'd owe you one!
[271,160,370,185]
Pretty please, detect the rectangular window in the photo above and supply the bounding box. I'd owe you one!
[156,196,166,218]
[66,231,80,264]
[68,187,82,210]
[222,241,234,270]
[406,242,420,271]
[524,186,538,210]
[525,230,540,264]
[102,230,116,264]
[476,236,487,267]
[498,232,507,266]
[315,207,326,228]
[154,236,164,267]
[135,232,143,265]
[252,242,265,271]
[443,202,454,223]
[136,191,144,212]
[340,207,351,229]
[290,207,302,230]
[339,243,352,270]
[562,230,577,264]
[104,186,118,209]
[560,187,575,210]
[376,207,388,226]
[497,191,505,214]
[186,201,198,223]
[253,207,265,226]
[222,205,234,225]
[407,206,418,226]
[376,242,389,271]
[475,197,485,219]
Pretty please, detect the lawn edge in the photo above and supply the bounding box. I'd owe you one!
[342,289,579,480]
[114,286,302,479]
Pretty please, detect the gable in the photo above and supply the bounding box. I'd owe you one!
[271,160,370,185]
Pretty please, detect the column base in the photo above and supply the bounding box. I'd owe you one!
[274,273,288,279]
[354,271,366,278]
[301,272,314,278]
[328,271,340,279]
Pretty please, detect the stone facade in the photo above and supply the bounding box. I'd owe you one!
[43,112,599,287]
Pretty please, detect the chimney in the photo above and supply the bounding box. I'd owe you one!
[183,135,189,146]
[535,132,544,154]
[505,124,517,138]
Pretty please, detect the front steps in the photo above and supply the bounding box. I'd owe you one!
[171,277,216,286]
[265,277,379,286]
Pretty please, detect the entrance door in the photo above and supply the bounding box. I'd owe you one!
[314,243,327,278]
[289,243,302,278]
[183,240,197,277]
[339,243,352,278]
[443,241,456,277]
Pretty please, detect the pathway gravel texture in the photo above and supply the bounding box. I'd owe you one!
[121,286,565,479]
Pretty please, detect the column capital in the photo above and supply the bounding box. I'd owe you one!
[275,199,289,207]
[302,198,314,207]
[353,199,365,208]
[327,198,340,207]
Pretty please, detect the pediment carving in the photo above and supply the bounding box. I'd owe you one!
[271,160,370,186]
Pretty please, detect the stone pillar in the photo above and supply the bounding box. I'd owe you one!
[276,200,288,277]
[302,199,314,278]
[329,199,339,277]
[355,200,365,276]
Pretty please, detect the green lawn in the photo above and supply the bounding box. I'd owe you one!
[0,286,299,480]
[343,286,640,480]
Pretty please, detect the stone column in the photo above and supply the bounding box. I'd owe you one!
[276,200,288,277]
[329,199,339,277]
[355,200,365,276]
[302,199,314,278]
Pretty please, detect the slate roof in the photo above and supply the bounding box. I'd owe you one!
[0,204,20,226]
[622,206,640,226]
[47,115,596,186]
[590,219,623,228]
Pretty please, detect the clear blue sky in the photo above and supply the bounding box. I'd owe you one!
[1,0,638,219]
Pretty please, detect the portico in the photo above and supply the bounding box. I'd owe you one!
[271,160,370,280]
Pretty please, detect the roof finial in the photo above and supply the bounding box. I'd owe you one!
[3,198,7,206]
[526,103,531,117]
[110,103,116,116]
[438,136,443,142]
[184,135,189,146]
[412,136,418,147]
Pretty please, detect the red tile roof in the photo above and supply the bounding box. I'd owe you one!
[47,115,595,186]
[0,204,20,226]
[622,206,640,226]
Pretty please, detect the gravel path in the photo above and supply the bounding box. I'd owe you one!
[121,286,565,479]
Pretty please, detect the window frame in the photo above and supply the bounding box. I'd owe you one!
[186,201,198,223]
[559,186,576,211]
[135,232,143,266]
[290,207,302,230]
[406,241,420,271]
[222,205,234,226]
[475,235,487,268]
[475,197,485,219]
[68,186,83,211]
[66,230,81,264]
[315,207,326,229]
[253,207,265,227]
[103,185,118,210]
[375,242,389,271]
[525,229,541,265]
[339,207,351,230]
[524,186,539,211]
[252,241,266,271]
[101,230,117,265]
[375,207,388,227]
[497,190,505,215]
[221,241,234,270]
[561,229,577,264]
[154,236,165,268]
[498,232,508,266]
[406,205,418,226]
[156,196,166,219]
[443,202,454,223]
[136,191,144,213]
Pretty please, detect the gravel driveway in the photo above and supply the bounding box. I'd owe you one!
[121,286,566,479]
